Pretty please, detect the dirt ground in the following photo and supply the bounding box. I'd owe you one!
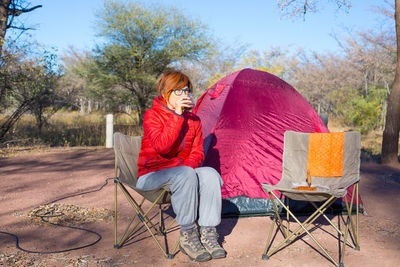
[0,147,400,267]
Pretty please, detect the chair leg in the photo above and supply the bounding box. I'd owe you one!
[114,181,178,259]
[170,235,181,258]
[265,191,339,266]
[164,217,177,232]
[158,205,165,236]
[118,210,142,247]
[114,180,118,248]
[281,196,337,245]
[309,202,355,249]
[264,192,299,259]
[340,210,351,267]
[355,183,360,250]
[269,196,289,238]
[343,184,360,251]
[262,213,277,260]
[344,185,359,250]
[116,192,152,247]
[158,205,179,236]
[286,198,290,242]
[114,160,119,248]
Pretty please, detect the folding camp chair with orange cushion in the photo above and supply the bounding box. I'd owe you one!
[261,131,361,267]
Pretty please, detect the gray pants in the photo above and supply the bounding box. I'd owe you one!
[137,166,223,227]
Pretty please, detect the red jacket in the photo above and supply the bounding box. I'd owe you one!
[137,96,204,177]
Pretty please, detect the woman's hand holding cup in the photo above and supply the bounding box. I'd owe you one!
[175,94,194,115]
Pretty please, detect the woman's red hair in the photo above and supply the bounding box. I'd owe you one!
[157,71,192,100]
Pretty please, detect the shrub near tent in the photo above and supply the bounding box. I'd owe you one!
[194,68,362,216]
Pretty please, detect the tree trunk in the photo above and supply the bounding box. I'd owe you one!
[0,0,11,54]
[381,0,400,165]
[37,114,43,136]
[0,100,29,141]
[137,96,147,126]
[87,99,92,113]
[0,1,42,55]
[79,98,85,114]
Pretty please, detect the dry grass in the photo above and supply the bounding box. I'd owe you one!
[1,112,142,149]
[361,130,383,155]
[329,122,382,154]
[328,116,385,161]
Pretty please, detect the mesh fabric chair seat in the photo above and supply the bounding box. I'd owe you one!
[113,132,179,258]
[261,131,361,267]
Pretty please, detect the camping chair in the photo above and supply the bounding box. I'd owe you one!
[113,132,179,258]
[261,131,361,267]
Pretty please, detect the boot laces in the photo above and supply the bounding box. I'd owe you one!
[184,230,203,250]
[202,229,219,248]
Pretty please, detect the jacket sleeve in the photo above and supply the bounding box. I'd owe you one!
[181,119,204,168]
[143,109,185,156]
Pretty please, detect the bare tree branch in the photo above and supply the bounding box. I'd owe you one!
[277,0,351,18]
[373,0,395,20]
[7,25,33,31]
[8,4,42,17]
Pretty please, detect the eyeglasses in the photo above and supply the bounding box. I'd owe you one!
[172,88,193,96]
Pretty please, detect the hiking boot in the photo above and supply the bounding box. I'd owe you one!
[200,228,226,259]
[180,228,211,262]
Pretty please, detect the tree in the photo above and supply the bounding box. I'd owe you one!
[0,43,31,141]
[289,50,359,113]
[277,0,400,165]
[382,1,400,165]
[86,0,213,125]
[239,48,287,79]
[61,48,95,113]
[0,0,42,138]
[24,53,64,135]
[0,44,64,141]
[336,28,395,98]
[0,0,42,54]
[277,0,351,17]
[331,86,387,133]
[178,43,247,95]
[65,48,136,115]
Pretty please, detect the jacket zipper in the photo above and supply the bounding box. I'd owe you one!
[144,156,159,170]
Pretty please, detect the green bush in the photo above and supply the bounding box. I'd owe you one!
[331,87,387,134]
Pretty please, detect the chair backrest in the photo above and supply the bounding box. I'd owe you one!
[281,131,361,190]
[113,132,143,188]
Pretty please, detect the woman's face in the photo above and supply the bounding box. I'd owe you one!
[166,86,191,110]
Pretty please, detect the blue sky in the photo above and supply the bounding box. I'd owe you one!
[16,0,391,55]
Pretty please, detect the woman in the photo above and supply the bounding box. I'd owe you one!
[136,71,226,262]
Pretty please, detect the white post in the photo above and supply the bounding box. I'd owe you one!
[106,114,113,148]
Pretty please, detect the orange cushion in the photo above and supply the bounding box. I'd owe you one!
[307,132,344,178]
[294,186,317,191]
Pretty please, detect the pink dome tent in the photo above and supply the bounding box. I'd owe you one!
[194,68,344,216]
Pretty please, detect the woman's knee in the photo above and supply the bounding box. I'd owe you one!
[196,167,223,186]
[175,166,198,186]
